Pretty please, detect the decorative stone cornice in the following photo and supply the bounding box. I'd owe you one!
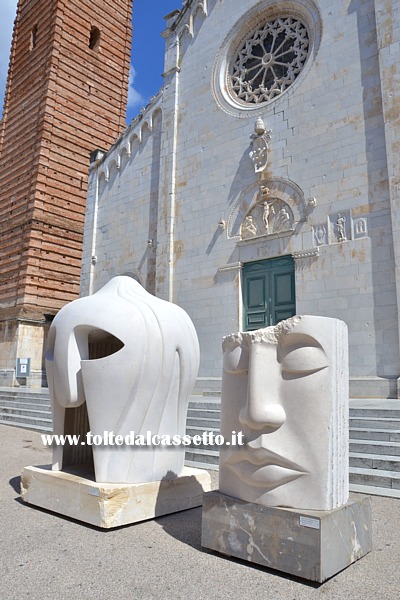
[162,0,209,41]
[293,249,319,259]
[218,262,243,272]
[92,90,164,181]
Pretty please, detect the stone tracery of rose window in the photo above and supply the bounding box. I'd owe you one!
[230,16,310,105]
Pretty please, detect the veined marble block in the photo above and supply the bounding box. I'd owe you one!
[219,316,349,511]
[201,491,372,583]
[21,466,211,528]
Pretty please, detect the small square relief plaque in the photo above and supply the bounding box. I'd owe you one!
[313,224,328,247]
[353,217,368,239]
[329,210,351,244]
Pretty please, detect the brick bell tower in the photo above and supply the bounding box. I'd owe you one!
[0,0,133,387]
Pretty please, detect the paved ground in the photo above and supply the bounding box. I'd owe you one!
[1,423,399,600]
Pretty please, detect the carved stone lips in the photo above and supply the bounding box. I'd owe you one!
[224,444,308,489]
[226,445,307,471]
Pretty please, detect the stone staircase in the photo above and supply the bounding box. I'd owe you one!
[1,387,399,498]
[185,394,221,470]
[0,388,52,432]
[349,400,400,498]
[184,395,400,498]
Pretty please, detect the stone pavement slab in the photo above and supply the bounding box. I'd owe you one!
[1,423,399,600]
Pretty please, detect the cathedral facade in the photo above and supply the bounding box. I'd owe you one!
[82,0,400,398]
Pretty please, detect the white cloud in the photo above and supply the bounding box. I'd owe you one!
[0,0,18,110]
[127,65,145,110]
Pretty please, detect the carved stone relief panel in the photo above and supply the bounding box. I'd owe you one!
[228,177,314,241]
[313,224,328,247]
[312,212,369,247]
[353,217,368,239]
[249,118,271,173]
[328,210,351,244]
[240,193,294,240]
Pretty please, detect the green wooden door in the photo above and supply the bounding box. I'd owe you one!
[243,256,296,330]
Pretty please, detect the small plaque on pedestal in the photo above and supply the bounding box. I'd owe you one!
[201,491,372,583]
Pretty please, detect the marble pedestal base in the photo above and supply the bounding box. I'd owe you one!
[21,465,211,528]
[201,491,372,583]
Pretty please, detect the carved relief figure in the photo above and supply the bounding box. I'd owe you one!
[45,276,200,484]
[249,137,269,173]
[354,218,367,237]
[228,178,312,239]
[336,213,346,242]
[241,215,258,238]
[249,118,271,173]
[240,198,294,240]
[262,201,270,233]
[259,183,270,201]
[314,225,327,246]
[219,316,349,510]
[240,182,295,240]
[273,207,292,232]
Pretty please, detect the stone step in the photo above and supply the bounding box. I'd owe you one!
[189,398,221,409]
[0,420,53,434]
[349,451,400,471]
[0,405,51,419]
[349,427,400,442]
[349,417,400,430]
[186,417,220,428]
[0,414,52,431]
[349,483,400,498]
[190,392,221,399]
[187,408,221,419]
[0,395,50,404]
[186,426,220,437]
[192,378,221,395]
[184,448,219,466]
[0,389,53,434]
[349,466,400,490]
[184,458,219,471]
[186,440,224,451]
[349,408,400,419]
[349,439,400,456]
[0,393,50,405]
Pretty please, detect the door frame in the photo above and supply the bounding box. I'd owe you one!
[242,255,296,331]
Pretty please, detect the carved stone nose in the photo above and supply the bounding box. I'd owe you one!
[238,342,286,430]
[239,402,286,430]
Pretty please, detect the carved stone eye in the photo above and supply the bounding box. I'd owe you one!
[279,334,328,377]
[73,326,125,360]
[281,346,328,376]
[87,328,124,359]
[223,345,249,374]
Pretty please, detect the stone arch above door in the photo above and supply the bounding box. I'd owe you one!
[227,177,315,240]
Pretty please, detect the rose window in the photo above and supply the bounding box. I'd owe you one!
[229,16,310,105]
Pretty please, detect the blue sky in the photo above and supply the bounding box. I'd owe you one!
[0,0,181,125]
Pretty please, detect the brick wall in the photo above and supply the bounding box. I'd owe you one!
[0,0,132,320]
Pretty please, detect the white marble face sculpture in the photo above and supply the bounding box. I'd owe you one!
[219,316,349,511]
[45,276,199,484]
